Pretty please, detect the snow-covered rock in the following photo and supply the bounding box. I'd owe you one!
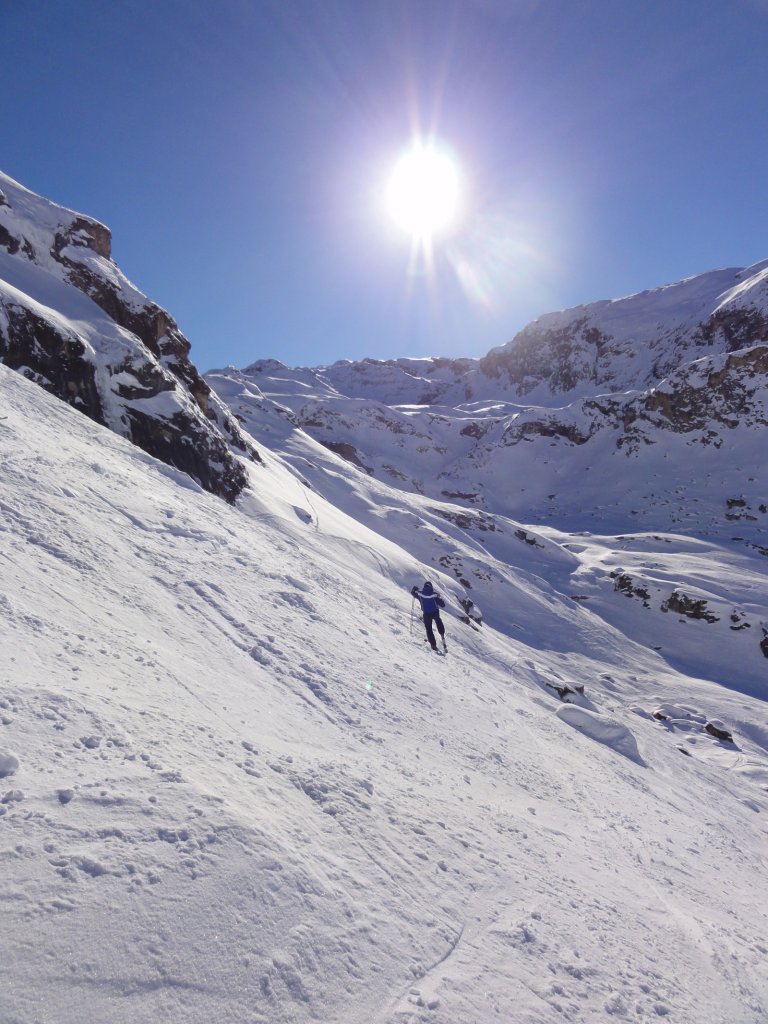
[0,171,257,501]
[556,704,645,763]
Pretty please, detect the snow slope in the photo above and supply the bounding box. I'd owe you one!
[2,362,768,1024]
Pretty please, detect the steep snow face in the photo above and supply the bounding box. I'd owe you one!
[0,170,255,501]
[3,363,768,1024]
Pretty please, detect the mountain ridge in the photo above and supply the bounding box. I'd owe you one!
[223,259,768,411]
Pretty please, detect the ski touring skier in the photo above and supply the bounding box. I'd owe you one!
[411,581,447,652]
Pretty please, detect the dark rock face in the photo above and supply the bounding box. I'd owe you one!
[546,680,585,701]
[0,304,105,423]
[611,572,651,607]
[318,440,373,475]
[459,597,482,625]
[0,171,257,502]
[124,406,246,503]
[476,264,768,402]
[480,317,613,395]
[661,591,719,624]
[695,307,768,354]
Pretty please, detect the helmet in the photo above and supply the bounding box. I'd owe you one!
[423,581,433,593]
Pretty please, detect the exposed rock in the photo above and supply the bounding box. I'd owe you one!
[546,681,585,701]
[440,489,481,502]
[480,316,614,395]
[704,722,733,743]
[515,528,543,548]
[610,571,651,607]
[459,422,491,440]
[434,508,498,532]
[0,170,257,502]
[437,554,471,589]
[1,304,105,422]
[661,591,719,623]
[459,597,482,626]
[318,440,373,474]
[695,305,768,354]
[502,413,592,446]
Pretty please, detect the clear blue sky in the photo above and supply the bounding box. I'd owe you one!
[3,0,768,371]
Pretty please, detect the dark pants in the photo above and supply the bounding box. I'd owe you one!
[423,612,445,648]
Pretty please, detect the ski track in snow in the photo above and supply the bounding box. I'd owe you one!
[1,364,768,1023]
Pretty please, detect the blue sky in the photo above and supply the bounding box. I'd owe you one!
[3,0,768,371]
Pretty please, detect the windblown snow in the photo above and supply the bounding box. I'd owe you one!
[1,171,768,1024]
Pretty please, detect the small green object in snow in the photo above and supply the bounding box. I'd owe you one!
[365,680,373,692]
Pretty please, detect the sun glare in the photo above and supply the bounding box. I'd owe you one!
[386,143,462,241]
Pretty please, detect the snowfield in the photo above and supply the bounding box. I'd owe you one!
[2,362,767,1024]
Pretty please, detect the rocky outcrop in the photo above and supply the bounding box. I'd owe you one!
[505,341,768,460]
[480,316,614,395]
[318,440,373,474]
[704,721,734,742]
[611,571,651,607]
[661,591,719,624]
[0,304,106,422]
[546,680,585,702]
[0,171,257,502]
[477,261,768,402]
[641,345,768,434]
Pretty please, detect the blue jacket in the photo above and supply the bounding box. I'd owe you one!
[412,582,443,615]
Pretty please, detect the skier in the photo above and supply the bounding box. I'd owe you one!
[411,581,447,652]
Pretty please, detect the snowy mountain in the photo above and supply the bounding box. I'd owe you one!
[207,264,768,685]
[2,173,768,1024]
[0,171,256,501]
[227,261,768,408]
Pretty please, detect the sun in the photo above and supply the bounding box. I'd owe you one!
[386,142,462,241]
